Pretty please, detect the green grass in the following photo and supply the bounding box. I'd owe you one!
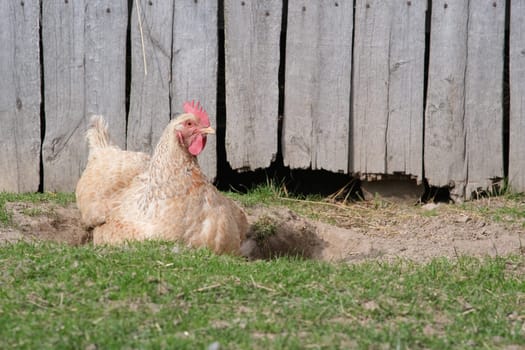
[225,181,339,224]
[456,193,525,227]
[251,215,277,242]
[0,242,523,349]
[1,187,524,348]
[225,180,288,207]
[0,192,75,225]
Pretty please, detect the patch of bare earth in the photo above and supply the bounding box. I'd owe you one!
[0,202,91,245]
[1,198,524,262]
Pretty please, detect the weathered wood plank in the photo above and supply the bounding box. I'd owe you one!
[172,0,218,179]
[42,0,86,191]
[0,0,41,192]
[424,1,469,196]
[464,0,505,196]
[127,0,173,154]
[509,0,525,192]
[352,0,390,175]
[425,0,505,199]
[85,0,128,149]
[384,1,426,180]
[283,1,353,173]
[224,0,281,170]
[351,0,426,179]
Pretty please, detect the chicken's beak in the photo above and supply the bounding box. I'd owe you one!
[200,126,215,135]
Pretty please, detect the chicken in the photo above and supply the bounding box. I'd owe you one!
[76,101,249,255]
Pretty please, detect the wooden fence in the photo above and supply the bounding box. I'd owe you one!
[0,0,523,200]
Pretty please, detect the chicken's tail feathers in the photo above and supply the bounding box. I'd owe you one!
[86,115,111,149]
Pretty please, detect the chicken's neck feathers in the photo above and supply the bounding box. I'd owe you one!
[143,132,206,201]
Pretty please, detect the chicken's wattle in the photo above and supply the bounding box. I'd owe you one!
[188,134,207,156]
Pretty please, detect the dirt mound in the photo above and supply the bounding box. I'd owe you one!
[2,202,91,245]
[243,207,371,261]
[0,201,523,262]
[242,205,524,262]
[242,208,328,259]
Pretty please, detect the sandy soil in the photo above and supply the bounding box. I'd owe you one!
[1,199,523,263]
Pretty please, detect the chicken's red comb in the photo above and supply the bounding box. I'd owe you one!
[183,100,210,127]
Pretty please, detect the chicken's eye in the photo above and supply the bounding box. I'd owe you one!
[186,121,194,127]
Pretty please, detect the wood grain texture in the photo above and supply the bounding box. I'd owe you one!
[464,0,505,197]
[424,1,469,195]
[351,0,426,179]
[383,0,426,180]
[85,0,128,149]
[283,1,353,173]
[0,0,41,192]
[224,0,281,170]
[172,0,218,180]
[127,0,173,154]
[42,0,86,191]
[509,0,525,192]
[425,0,505,199]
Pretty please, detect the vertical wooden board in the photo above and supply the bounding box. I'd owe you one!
[42,0,86,192]
[283,1,353,173]
[385,0,426,179]
[85,0,128,149]
[127,0,173,153]
[0,1,40,192]
[172,0,218,179]
[509,0,525,192]
[424,1,469,195]
[351,0,425,178]
[224,0,281,170]
[351,0,391,175]
[464,0,505,196]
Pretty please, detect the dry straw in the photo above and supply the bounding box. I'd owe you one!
[136,0,148,76]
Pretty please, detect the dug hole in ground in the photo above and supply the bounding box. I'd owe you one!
[1,190,524,263]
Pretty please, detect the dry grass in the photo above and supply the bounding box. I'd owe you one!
[228,182,525,244]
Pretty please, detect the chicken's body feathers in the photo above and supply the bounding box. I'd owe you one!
[76,116,150,228]
[86,115,111,150]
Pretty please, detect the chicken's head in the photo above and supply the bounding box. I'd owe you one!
[174,101,215,156]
